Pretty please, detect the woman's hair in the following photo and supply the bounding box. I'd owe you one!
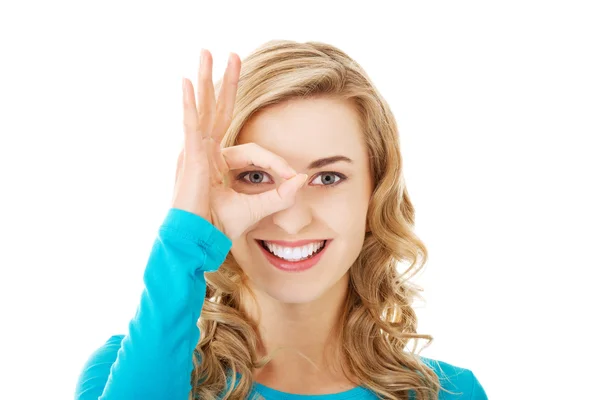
[191,40,447,400]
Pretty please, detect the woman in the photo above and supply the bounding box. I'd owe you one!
[75,40,487,399]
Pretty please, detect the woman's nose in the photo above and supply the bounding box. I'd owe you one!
[270,194,313,235]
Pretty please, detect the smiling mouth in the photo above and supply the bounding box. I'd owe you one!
[258,240,328,261]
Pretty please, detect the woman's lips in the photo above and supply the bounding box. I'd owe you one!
[259,239,328,247]
[256,239,331,272]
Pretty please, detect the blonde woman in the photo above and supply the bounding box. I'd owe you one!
[75,40,487,400]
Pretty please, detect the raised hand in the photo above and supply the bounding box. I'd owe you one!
[172,49,307,240]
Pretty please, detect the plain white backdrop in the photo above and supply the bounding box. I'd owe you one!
[1,0,598,398]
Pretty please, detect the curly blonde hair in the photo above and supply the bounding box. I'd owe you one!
[191,39,446,400]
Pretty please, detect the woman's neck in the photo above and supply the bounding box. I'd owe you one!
[242,272,356,394]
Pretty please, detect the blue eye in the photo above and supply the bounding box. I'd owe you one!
[237,171,346,188]
[311,172,343,187]
[240,171,271,184]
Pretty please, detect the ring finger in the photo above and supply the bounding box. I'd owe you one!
[196,49,216,139]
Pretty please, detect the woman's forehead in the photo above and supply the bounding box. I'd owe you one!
[237,97,365,164]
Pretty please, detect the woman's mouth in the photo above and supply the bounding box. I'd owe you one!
[255,239,331,272]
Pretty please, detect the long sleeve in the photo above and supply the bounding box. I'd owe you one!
[75,208,232,400]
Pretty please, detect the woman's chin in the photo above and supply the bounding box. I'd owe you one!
[245,271,350,306]
[258,282,327,305]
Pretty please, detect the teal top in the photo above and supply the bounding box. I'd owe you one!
[74,208,488,399]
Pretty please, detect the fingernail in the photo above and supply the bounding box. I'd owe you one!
[200,49,205,65]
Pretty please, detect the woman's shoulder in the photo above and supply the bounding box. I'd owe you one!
[80,335,125,366]
[75,335,126,398]
[92,334,125,356]
[417,355,488,400]
[102,334,126,345]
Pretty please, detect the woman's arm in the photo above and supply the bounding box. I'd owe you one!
[75,207,232,400]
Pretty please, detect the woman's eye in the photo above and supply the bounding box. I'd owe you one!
[238,171,346,187]
[311,172,343,186]
[241,171,271,184]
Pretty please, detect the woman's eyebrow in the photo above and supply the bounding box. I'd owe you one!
[307,155,353,169]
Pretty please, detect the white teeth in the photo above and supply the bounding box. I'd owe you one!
[263,240,325,261]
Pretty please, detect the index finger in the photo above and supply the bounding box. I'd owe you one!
[221,143,298,179]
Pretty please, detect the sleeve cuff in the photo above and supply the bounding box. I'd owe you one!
[159,208,232,268]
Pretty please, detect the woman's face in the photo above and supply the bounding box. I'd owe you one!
[229,96,373,304]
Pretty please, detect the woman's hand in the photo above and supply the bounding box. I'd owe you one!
[172,49,307,241]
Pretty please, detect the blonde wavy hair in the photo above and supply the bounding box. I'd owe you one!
[191,40,447,400]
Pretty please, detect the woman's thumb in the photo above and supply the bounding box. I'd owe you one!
[245,174,308,225]
[278,173,308,201]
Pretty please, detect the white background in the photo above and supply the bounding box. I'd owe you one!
[1,1,599,398]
